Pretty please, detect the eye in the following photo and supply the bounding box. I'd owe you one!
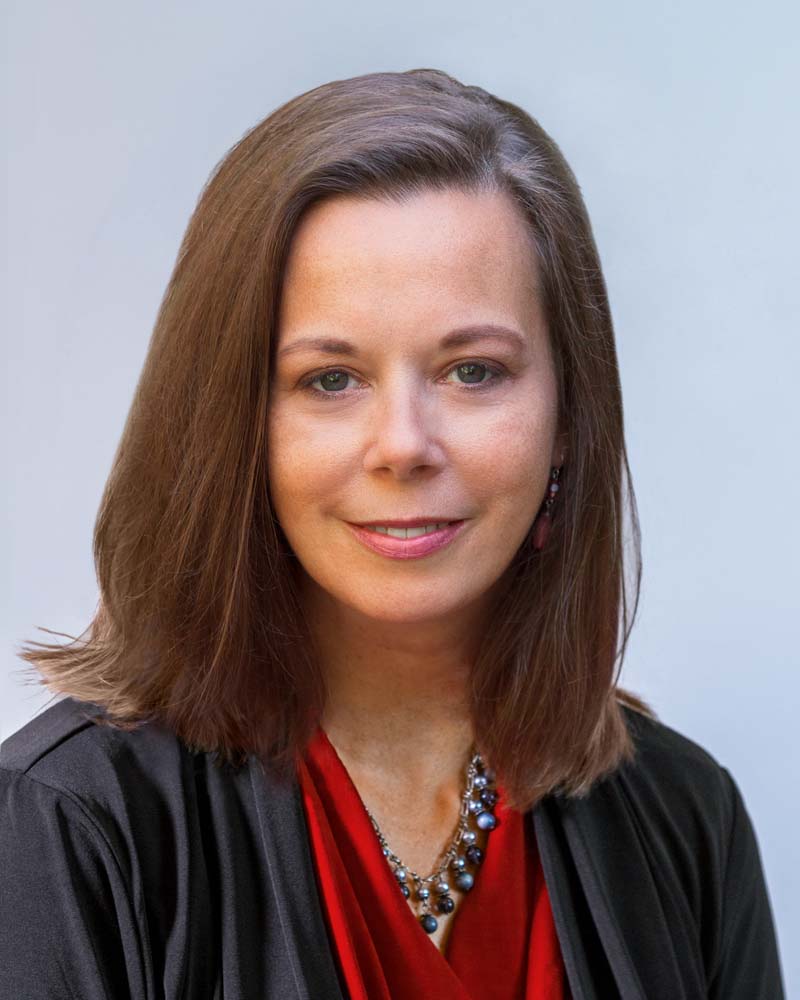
[443,362,502,387]
[298,360,508,399]
[302,370,360,394]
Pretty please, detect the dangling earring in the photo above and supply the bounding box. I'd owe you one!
[531,464,563,551]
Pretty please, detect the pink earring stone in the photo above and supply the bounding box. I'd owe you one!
[532,511,552,551]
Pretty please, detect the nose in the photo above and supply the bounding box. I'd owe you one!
[362,375,445,479]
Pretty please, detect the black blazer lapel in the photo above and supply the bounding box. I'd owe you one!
[248,757,345,1000]
[536,778,707,1000]
[533,796,620,1000]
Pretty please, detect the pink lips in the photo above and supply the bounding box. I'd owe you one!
[346,520,467,559]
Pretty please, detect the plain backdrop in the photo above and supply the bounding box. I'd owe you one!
[2,0,798,991]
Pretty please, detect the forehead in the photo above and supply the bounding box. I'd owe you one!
[278,187,542,333]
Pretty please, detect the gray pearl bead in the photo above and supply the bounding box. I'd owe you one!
[462,830,477,844]
[455,871,474,891]
[476,811,497,831]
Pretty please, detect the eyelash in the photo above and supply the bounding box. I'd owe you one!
[297,360,509,400]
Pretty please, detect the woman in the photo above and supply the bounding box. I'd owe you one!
[0,69,784,999]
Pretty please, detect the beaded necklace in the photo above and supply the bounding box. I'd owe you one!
[364,749,499,934]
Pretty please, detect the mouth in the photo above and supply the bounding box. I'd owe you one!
[355,520,458,538]
[351,516,462,531]
[345,519,468,559]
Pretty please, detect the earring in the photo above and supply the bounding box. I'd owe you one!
[531,464,563,551]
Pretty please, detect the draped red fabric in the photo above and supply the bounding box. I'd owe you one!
[298,724,572,1000]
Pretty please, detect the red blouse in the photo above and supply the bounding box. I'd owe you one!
[298,724,572,1000]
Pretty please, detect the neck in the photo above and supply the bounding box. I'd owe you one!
[321,675,475,796]
[303,576,482,795]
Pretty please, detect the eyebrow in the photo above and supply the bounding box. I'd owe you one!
[276,324,527,360]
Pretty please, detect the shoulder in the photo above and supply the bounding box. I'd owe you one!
[0,694,223,931]
[617,700,735,794]
[618,699,730,778]
[592,700,752,908]
[1,694,188,776]
[558,704,742,927]
[613,701,738,831]
[0,696,193,834]
[2,696,122,772]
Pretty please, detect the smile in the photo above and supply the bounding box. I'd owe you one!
[364,522,452,538]
[345,520,467,559]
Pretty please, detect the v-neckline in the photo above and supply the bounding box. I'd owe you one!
[309,723,476,993]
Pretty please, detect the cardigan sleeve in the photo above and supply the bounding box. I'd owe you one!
[0,767,142,1000]
[708,766,785,999]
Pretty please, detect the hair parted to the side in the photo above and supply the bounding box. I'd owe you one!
[15,68,655,812]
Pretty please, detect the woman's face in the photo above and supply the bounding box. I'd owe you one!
[267,187,564,626]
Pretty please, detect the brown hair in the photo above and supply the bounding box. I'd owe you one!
[15,68,655,811]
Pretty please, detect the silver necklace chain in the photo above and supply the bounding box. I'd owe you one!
[364,748,500,935]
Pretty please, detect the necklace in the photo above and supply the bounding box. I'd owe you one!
[364,749,499,934]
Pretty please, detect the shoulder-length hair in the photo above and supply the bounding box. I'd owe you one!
[16,68,655,811]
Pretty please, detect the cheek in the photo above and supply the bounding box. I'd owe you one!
[266,407,354,522]
[461,404,556,517]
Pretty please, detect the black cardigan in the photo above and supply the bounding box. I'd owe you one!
[0,696,785,999]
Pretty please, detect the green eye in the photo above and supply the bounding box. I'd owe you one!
[298,360,507,400]
[314,371,352,393]
[449,363,493,385]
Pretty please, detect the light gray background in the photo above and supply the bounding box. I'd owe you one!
[3,0,798,990]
